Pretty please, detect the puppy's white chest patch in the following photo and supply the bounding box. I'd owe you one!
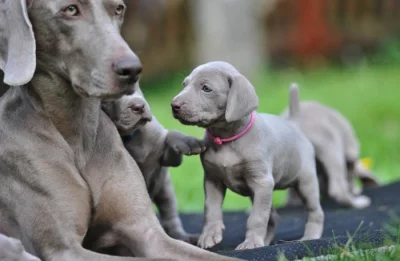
[202,147,250,195]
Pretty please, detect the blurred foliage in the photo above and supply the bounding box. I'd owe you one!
[370,38,400,65]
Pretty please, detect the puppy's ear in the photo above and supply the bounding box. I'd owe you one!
[0,0,36,86]
[225,74,258,122]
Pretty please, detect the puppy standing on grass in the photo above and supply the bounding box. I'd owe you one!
[171,61,324,250]
[102,85,205,246]
[281,84,380,209]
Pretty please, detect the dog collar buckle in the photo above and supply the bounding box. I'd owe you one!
[212,137,223,145]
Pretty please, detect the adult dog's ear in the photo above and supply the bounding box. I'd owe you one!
[225,74,259,122]
[0,0,36,86]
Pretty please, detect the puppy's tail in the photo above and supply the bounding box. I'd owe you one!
[288,83,300,120]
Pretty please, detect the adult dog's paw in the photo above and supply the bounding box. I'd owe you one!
[197,222,225,249]
[0,234,41,261]
[166,130,206,156]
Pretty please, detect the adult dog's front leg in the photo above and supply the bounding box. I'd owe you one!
[89,130,241,261]
[198,176,226,249]
[236,175,274,250]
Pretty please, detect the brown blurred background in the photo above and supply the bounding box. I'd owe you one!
[122,0,400,80]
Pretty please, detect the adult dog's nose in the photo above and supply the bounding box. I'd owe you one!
[113,57,143,84]
[171,102,182,113]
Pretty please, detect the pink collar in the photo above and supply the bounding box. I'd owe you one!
[206,112,255,145]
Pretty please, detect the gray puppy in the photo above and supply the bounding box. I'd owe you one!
[281,84,380,209]
[171,61,324,250]
[101,86,204,245]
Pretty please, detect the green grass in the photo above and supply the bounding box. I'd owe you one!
[140,64,400,212]
[277,214,400,261]
[280,245,399,261]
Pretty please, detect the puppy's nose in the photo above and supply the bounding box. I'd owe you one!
[113,57,143,84]
[171,102,182,112]
[129,102,145,114]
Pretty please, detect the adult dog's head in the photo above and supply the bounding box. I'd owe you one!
[0,0,141,99]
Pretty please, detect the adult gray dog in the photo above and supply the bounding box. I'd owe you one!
[171,61,324,250]
[0,1,241,261]
[281,84,380,209]
[101,86,204,245]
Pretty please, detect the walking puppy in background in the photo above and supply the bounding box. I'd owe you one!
[102,85,204,245]
[281,84,380,209]
[171,61,324,250]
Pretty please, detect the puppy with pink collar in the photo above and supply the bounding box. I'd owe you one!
[171,61,324,250]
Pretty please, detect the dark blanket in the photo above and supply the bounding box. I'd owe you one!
[179,181,400,260]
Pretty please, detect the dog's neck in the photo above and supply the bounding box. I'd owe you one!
[207,113,253,140]
[27,72,100,143]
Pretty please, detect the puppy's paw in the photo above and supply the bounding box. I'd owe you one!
[0,234,41,261]
[299,235,319,241]
[166,130,206,156]
[235,235,264,250]
[352,195,371,209]
[179,232,200,246]
[197,222,225,249]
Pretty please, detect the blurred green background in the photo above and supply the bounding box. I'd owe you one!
[122,0,400,212]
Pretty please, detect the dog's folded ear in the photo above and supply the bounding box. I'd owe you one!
[225,74,259,122]
[0,0,36,86]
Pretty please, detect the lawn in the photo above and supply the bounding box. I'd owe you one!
[140,64,400,212]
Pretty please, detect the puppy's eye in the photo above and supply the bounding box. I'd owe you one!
[63,5,80,16]
[115,4,125,15]
[201,85,212,93]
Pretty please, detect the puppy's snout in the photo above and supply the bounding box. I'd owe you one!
[129,102,145,114]
[113,57,143,84]
[171,102,182,113]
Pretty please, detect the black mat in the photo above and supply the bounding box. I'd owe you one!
[179,181,400,260]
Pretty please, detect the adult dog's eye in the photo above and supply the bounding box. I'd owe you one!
[202,85,212,93]
[115,4,125,15]
[63,5,80,16]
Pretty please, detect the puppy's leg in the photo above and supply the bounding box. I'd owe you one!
[236,175,274,250]
[347,162,362,195]
[249,196,279,246]
[284,188,303,207]
[153,170,199,245]
[197,175,226,249]
[264,208,279,246]
[296,167,324,241]
[162,130,206,167]
[319,151,370,208]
